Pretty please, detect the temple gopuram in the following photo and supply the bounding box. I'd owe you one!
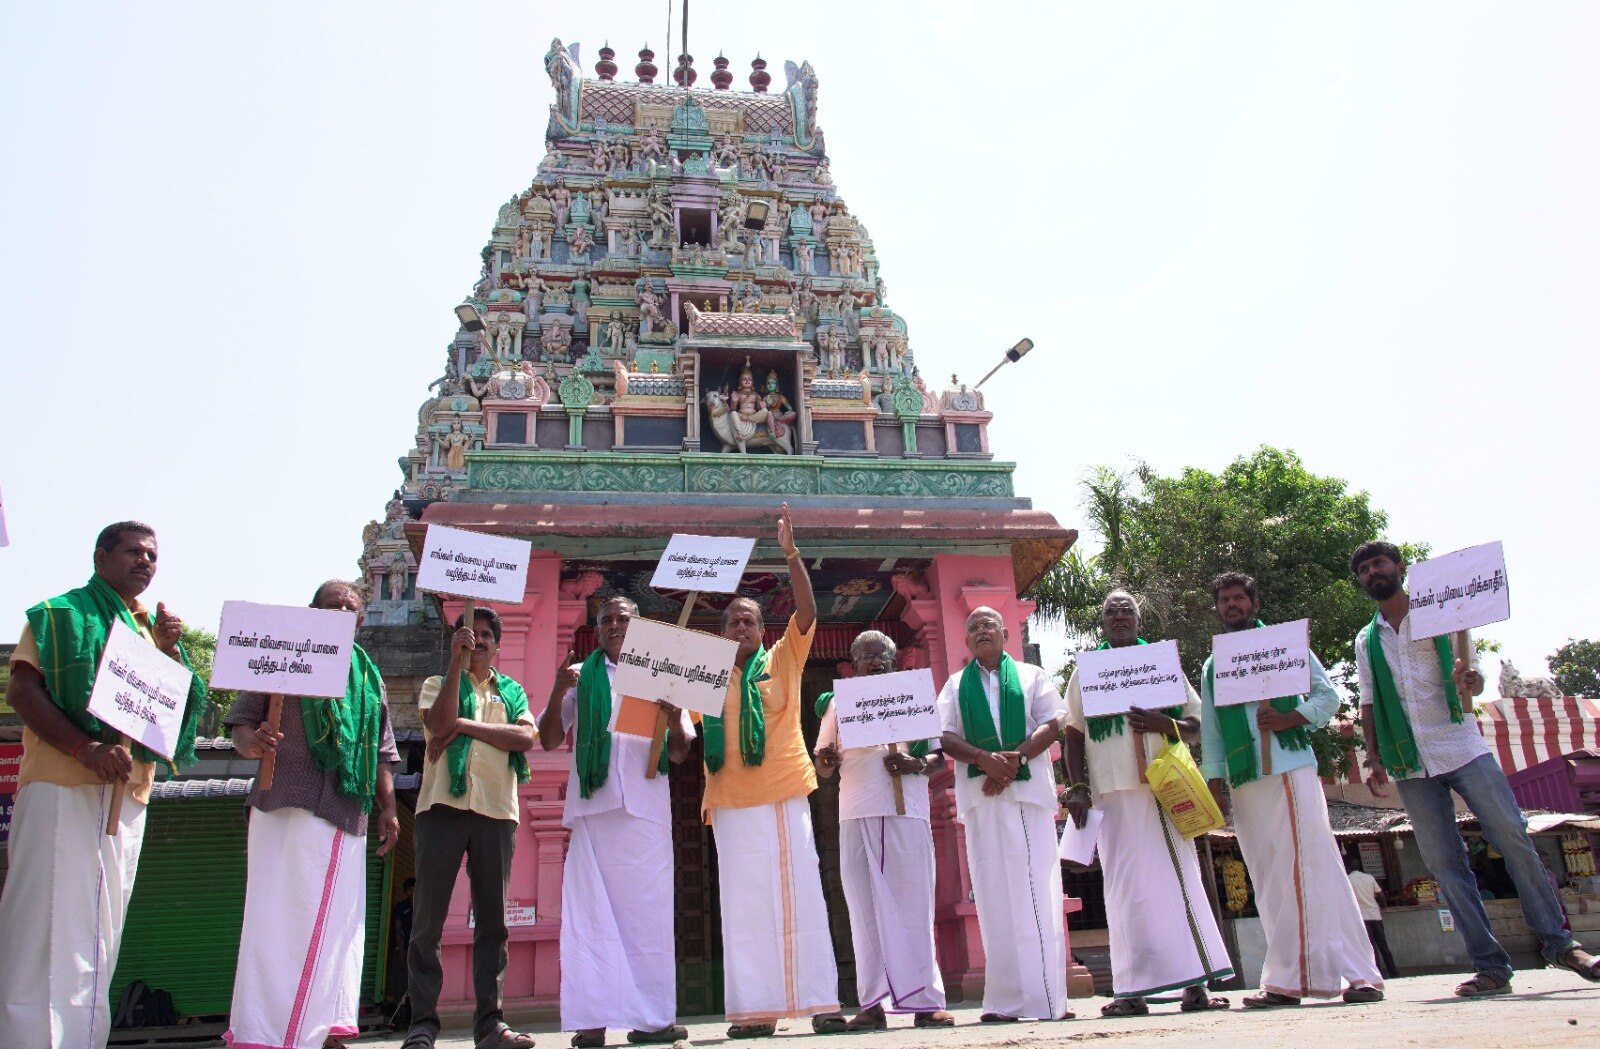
[356,38,1080,1020]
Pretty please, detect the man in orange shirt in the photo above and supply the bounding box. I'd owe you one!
[700,504,847,1039]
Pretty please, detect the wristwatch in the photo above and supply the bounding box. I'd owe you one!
[1018,753,1029,767]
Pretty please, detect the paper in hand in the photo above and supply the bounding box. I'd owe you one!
[1058,807,1104,865]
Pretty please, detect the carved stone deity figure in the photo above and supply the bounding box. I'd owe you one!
[539,141,563,171]
[762,370,797,439]
[544,39,580,129]
[638,126,666,165]
[734,279,762,312]
[523,274,546,322]
[610,141,631,173]
[386,555,410,603]
[489,314,518,362]
[794,239,814,276]
[605,311,627,354]
[567,225,594,264]
[713,134,741,170]
[769,150,788,183]
[589,137,610,172]
[441,419,474,471]
[635,278,663,334]
[541,322,573,361]
[624,222,642,257]
[808,198,831,230]
[647,189,674,248]
[587,186,607,225]
[793,275,818,320]
[550,178,572,227]
[819,325,846,374]
[748,150,771,182]
[814,157,833,186]
[381,495,407,539]
[571,271,591,328]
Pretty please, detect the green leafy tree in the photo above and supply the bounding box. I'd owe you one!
[180,625,237,733]
[1549,639,1600,698]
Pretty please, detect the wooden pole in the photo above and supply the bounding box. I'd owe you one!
[646,591,700,778]
[1134,727,1150,782]
[105,733,131,835]
[888,742,907,816]
[1451,628,1473,673]
[1259,701,1274,777]
[258,694,285,790]
[458,595,478,701]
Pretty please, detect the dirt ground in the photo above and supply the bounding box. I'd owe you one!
[371,969,1600,1049]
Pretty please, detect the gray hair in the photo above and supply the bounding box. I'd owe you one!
[311,579,363,608]
[596,595,639,622]
[965,606,1005,631]
[1101,588,1142,620]
[849,630,897,662]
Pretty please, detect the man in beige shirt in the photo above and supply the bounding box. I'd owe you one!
[403,608,538,1049]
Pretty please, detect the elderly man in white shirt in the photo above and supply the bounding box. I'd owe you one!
[538,596,694,1048]
[815,630,954,1031]
[1352,541,1599,997]
[936,606,1073,1023]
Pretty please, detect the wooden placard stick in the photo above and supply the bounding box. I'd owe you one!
[1259,702,1274,777]
[646,591,699,779]
[258,694,285,791]
[887,742,907,816]
[1451,628,1473,675]
[1134,726,1150,782]
[105,733,131,836]
[457,594,478,695]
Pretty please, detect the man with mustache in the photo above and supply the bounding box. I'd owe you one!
[403,607,538,1049]
[1199,573,1382,1008]
[538,597,693,1048]
[0,521,207,1048]
[699,504,849,1039]
[1062,590,1232,1017]
[814,630,954,1030]
[224,579,401,1049]
[1351,541,1600,996]
[937,606,1073,1023]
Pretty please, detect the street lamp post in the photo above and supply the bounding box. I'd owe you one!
[454,302,486,332]
[974,337,1034,389]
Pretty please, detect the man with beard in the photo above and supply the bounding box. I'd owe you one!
[539,597,694,1048]
[814,631,954,1030]
[700,504,849,1038]
[1199,572,1382,1008]
[1351,541,1600,995]
[404,608,538,1049]
[0,521,206,1049]
[1062,590,1232,1017]
[937,606,1073,1023]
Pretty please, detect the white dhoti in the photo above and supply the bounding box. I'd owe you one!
[712,796,840,1023]
[838,816,945,1013]
[559,808,676,1032]
[962,800,1069,1020]
[1232,764,1382,998]
[1099,788,1233,998]
[0,781,146,1049]
[224,807,366,1049]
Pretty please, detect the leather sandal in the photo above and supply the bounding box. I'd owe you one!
[1557,948,1600,983]
[913,1011,956,1028]
[1455,972,1511,998]
[626,1027,687,1044]
[1180,994,1230,1012]
[1242,991,1300,1009]
[727,1023,777,1039]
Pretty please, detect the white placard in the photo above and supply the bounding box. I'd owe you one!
[1058,808,1104,865]
[210,601,360,698]
[612,617,740,718]
[86,620,196,760]
[649,534,757,594]
[1406,541,1511,640]
[1076,639,1187,719]
[0,482,9,547]
[1210,619,1312,707]
[831,668,941,750]
[414,524,532,604]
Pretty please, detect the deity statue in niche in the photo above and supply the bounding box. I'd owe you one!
[646,189,673,248]
[541,322,572,361]
[589,137,609,172]
[386,555,410,603]
[794,238,814,275]
[550,178,572,227]
[605,312,627,354]
[638,126,666,165]
[567,225,594,264]
[586,186,607,225]
[523,274,546,323]
[762,370,797,440]
[441,419,474,472]
[713,134,741,170]
[571,270,591,328]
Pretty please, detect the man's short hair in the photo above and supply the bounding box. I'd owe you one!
[721,596,762,627]
[964,606,1005,632]
[95,521,155,553]
[1100,588,1141,618]
[1209,571,1258,603]
[1349,540,1403,577]
[850,630,897,662]
[596,595,639,622]
[453,606,503,643]
[311,579,363,608]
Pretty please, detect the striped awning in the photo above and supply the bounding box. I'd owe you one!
[1479,696,1600,774]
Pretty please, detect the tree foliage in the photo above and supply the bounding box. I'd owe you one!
[180,624,237,733]
[1549,639,1600,698]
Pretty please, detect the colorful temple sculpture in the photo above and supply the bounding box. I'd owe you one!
[356,39,1082,1019]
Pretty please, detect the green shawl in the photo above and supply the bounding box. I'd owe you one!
[1364,611,1463,775]
[1205,621,1310,788]
[575,649,666,797]
[24,574,205,770]
[957,652,1031,781]
[814,691,929,758]
[300,642,385,810]
[1086,639,1185,742]
[704,645,768,774]
[445,670,531,796]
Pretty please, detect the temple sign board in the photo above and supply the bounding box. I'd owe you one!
[1405,541,1510,641]
[650,534,756,593]
[415,524,533,606]
[210,601,359,699]
[1076,640,1186,719]
[1209,620,1312,707]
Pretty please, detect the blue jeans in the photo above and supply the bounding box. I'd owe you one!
[1396,753,1577,979]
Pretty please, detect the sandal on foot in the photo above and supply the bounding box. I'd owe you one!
[843,1013,885,1032]
[1242,991,1300,1009]
[727,1023,777,1039]
[979,1013,1018,1023]
[811,1014,850,1034]
[627,1027,686,1045]
[1343,985,1384,1004]
[1180,994,1230,1012]
[913,1011,955,1028]
[402,1031,436,1049]
[1557,948,1600,984]
[478,1024,537,1049]
[572,1032,605,1049]
[1100,998,1148,1017]
[1455,972,1511,998]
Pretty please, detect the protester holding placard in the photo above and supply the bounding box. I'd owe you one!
[936,607,1073,1023]
[538,596,694,1048]
[814,631,953,1031]
[1060,590,1231,1017]
[1352,542,1600,995]
[1200,572,1382,1008]
[0,521,206,1049]
[223,580,401,1049]
[699,504,849,1038]
[404,607,538,1049]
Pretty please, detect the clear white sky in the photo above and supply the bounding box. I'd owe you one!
[2,1,1596,683]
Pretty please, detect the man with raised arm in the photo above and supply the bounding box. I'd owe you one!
[1199,572,1382,1008]
[403,607,538,1049]
[538,596,693,1048]
[0,521,206,1049]
[224,579,401,1049]
[700,504,849,1039]
[1351,542,1599,996]
[936,606,1073,1023]
[814,630,954,1031]
[1062,590,1232,1017]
